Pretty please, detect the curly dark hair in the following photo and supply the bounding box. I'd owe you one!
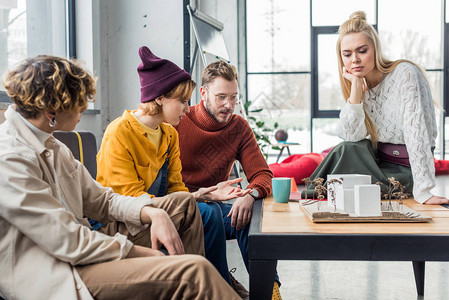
[2,55,96,118]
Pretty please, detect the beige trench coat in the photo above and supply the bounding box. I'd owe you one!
[0,106,154,300]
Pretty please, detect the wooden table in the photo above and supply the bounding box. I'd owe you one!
[248,196,449,299]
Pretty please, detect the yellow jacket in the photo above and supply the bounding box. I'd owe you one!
[97,110,188,197]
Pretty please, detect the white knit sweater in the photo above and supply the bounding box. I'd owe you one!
[338,62,438,203]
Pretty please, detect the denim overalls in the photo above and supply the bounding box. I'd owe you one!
[89,145,170,230]
[146,145,170,197]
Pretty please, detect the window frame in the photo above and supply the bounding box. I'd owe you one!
[444,2,449,156]
[0,0,75,103]
[243,0,449,156]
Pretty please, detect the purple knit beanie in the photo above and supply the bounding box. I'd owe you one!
[137,46,191,103]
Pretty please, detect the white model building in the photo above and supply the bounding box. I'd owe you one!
[327,174,381,216]
[354,184,381,216]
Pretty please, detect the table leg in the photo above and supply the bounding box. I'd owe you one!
[412,261,425,296]
[276,147,284,163]
[286,146,291,156]
[249,259,277,300]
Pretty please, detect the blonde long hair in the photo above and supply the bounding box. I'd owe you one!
[336,11,426,146]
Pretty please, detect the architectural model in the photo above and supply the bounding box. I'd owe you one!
[327,174,381,217]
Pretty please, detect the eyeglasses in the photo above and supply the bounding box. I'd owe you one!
[204,86,242,105]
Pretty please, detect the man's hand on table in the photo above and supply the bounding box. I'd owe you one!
[227,193,255,230]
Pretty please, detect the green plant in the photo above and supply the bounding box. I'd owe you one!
[243,100,279,159]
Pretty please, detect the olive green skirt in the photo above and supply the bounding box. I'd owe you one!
[302,139,413,198]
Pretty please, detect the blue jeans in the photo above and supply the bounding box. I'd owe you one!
[197,202,280,285]
[197,202,232,284]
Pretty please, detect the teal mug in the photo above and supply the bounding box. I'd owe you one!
[272,177,291,203]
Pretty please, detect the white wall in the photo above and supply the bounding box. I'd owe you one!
[197,0,239,64]
[76,0,185,141]
[101,0,186,120]
[189,0,242,104]
[75,0,242,143]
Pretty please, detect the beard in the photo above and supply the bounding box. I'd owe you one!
[204,100,233,124]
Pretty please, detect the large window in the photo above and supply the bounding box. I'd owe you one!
[247,0,309,73]
[247,0,310,155]
[311,0,375,26]
[378,0,445,156]
[247,0,449,158]
[0,0,68,94]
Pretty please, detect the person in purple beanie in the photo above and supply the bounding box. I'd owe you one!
[96,46,251,297]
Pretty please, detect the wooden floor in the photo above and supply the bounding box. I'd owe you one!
[226,175,449,300]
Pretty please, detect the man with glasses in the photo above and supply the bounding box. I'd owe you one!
[176,61,281,299]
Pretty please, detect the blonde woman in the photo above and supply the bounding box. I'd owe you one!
[304,11,448,205]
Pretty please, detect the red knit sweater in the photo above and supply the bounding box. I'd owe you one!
[176,101,273,198]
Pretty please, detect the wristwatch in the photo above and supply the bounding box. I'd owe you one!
[250,188,259,199]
